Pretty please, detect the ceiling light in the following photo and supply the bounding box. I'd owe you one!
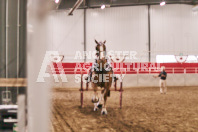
[55,0,59,4]
[160,1,166,6]
[101,5,105,9]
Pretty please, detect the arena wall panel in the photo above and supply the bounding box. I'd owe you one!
[86,6,149,62]
[53,74,80,88]
[166,74,185,86]
[52,62,198,88]
[48,5,198,63]
[54,74,198,88]
[150,4,198,62]
[137,74,158,87]
[47,10,84,62]
[184,74,198,86]
[122,74,138,87]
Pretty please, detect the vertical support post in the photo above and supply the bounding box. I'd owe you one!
[5,0,9,100]
[114,78,117,91]
[17,0,20,96]
[80,72,83,108]
[80,90,83,108]
[148,5,151,62]
[120,81,123,109]
[18,95,26,132]
[86,69,89,91]
[61,77,63,88]
[86,81,88,91]
[120,73,123,109]
[84,9,86,62]
[0,0,6,80]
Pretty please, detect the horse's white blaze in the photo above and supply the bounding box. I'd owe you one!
[100,46,104,51]
[100,51,105,59]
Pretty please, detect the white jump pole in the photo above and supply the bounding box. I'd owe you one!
[27,0,53,131]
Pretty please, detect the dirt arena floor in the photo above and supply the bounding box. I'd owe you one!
[51,86,198,132]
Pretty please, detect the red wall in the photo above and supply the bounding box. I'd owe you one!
[51,62,198,74]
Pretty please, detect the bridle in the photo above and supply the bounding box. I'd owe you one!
[96,44,106,60]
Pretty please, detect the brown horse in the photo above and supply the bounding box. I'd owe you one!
[91,40,113,115]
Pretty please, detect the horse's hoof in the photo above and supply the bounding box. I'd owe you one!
[101,110,107,115]
[97,104,103,109]
[92,98,99,103]
[101,108,107,115]
[94,107,98,111]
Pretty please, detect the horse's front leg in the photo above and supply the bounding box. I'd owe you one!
[92,84,99,111]
[101,89,108,115]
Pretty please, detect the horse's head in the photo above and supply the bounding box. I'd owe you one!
[95,40,106,59]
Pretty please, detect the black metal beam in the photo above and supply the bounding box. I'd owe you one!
[85,2,196,9]
[86,0,90,8]
[19,0,27,79]
[0,0,6,78]
[0,0,6,105]
[59,0,198,9]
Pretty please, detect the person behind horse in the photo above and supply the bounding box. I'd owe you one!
[153,66,167,94]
